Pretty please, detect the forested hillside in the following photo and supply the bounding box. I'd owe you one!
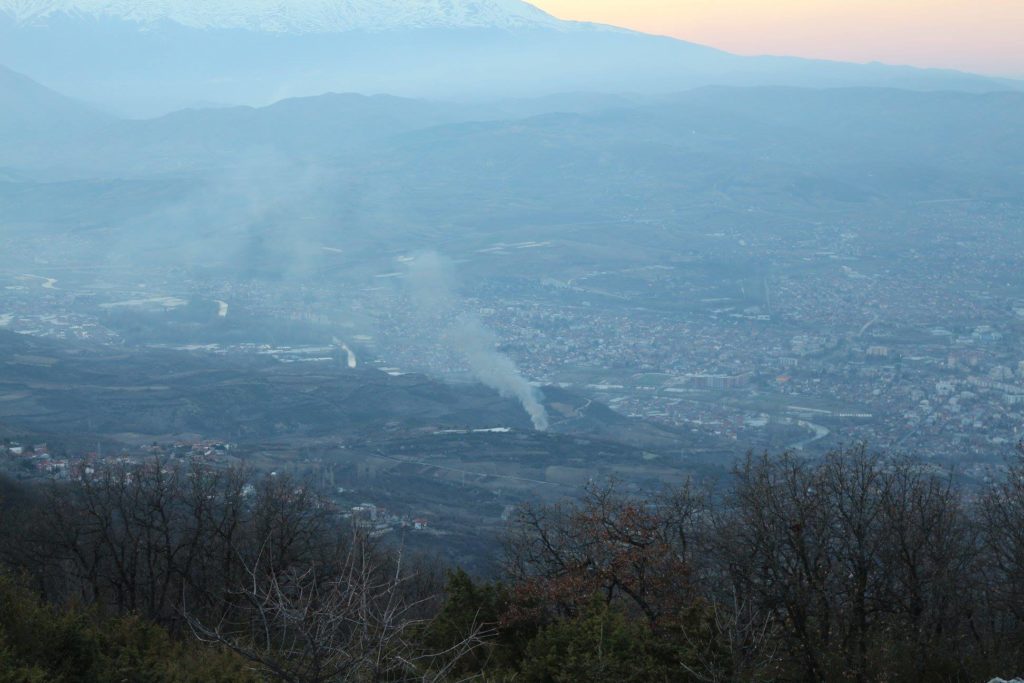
[1,444,1023,681]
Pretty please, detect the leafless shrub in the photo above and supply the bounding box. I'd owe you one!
[187,533,490,683]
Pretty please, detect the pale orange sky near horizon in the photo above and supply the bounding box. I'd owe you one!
[532,0,1024,77]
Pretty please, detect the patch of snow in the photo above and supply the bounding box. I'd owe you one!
[435,427,513,435]
[99,296,188,309]
[0,0,565,32]
[17,274,58,290]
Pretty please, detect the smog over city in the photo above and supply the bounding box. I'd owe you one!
[0,1,1023,680]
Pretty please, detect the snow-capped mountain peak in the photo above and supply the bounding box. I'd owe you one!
[0,0,566,32]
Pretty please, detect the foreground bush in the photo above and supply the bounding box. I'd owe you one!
[0,575,256,682]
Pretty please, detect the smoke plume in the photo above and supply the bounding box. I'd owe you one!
[406,252,549,431]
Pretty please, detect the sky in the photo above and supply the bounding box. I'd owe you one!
[532,0,1024,77]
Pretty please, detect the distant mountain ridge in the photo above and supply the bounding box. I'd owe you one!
[0,0,1020,117]
[0,62,110,132]
[2,64,1022,198]
[0,0,565,31]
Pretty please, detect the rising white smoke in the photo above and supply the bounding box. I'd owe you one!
[406,252,549,431]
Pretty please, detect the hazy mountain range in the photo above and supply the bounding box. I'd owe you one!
[1,0,1020,116]
[3,62,1021,190]
[3,61,1022,285]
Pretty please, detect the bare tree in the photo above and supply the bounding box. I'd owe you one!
[978,443,1024,668]
[504,481,701,627]
[877,457,976,678]
[187,531,489,683]
[677,588,780,683]
[719,450,836,682]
